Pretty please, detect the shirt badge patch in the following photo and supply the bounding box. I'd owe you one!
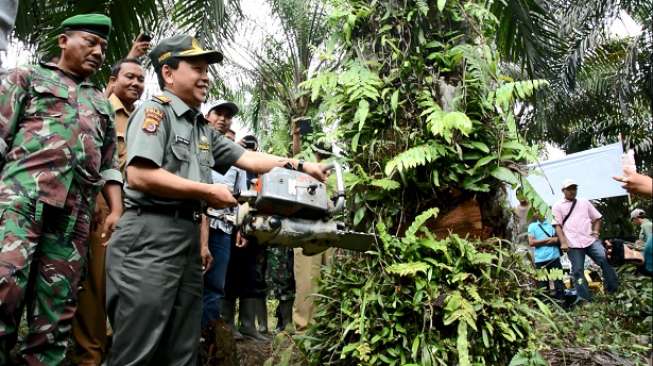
[142,108,164,134]
[198,135,210,151]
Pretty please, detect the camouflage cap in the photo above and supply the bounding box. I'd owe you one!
[149,35,223,68]
[61,14,112,40]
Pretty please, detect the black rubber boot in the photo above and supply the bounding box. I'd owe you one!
[275,299,294,332]
[255,297,270,335]
[239,298,268,341]
[221,298,244,340]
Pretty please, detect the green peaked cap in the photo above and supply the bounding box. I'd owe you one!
[149,35,223,68]
[61,14,112,40]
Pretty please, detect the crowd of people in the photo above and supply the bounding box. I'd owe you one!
[523,178,652,303]
[0,13,333,366]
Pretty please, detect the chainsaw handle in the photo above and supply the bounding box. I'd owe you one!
[323,162,345,214]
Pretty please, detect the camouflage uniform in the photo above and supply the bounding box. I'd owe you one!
[0,61,120,365]
[267,247,295,301]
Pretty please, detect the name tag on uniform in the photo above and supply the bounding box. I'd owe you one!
[175,135,191,145]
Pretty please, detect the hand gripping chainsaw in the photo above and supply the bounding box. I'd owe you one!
[231,163,375,255]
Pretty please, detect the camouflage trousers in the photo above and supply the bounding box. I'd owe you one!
[0,197,90,365]
[266,247,295,301]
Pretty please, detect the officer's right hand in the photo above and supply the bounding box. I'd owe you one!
[204,183,238,208]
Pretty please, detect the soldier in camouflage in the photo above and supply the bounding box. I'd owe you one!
[0,14,122,365]
[267,247,295,331]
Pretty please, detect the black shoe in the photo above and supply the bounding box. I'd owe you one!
[275,299,294,332]
[221,298,244,340]
[254,297,270,335]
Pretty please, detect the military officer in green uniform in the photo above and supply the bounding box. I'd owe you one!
[0,14,122,365]
[105,35,327,365]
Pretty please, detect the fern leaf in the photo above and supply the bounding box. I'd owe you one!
[521,178,551,218]
[369,178,401,191]
[385,143,443,176]
[386,262,430,277]
[494,79,549,110]
[426,110,473,143]
[404,208,439,243]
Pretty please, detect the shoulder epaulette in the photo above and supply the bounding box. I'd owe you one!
[152,95,171,104]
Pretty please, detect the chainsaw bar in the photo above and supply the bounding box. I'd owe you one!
[299,230,376,256]
[334,230,376,251]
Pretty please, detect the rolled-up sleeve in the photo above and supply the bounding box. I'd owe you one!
[101,168,123,184]
[99,101,122,184]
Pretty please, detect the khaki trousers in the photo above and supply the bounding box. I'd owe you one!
[71,194,109,365]
[292,248,333,331]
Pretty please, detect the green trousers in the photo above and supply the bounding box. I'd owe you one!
[106,209,202,366]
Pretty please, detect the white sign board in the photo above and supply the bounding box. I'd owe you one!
[525,143,627,206]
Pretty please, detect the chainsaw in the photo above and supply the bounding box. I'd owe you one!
[229,162,375,255]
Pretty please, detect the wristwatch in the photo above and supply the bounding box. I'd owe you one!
[297,159,305,172]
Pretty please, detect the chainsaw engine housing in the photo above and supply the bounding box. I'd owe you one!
[254,167,330,219]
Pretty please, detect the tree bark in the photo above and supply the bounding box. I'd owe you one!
[291,117,301,156]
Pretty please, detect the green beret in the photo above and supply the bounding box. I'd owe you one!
[149,35,223,68]
[61,14,112,40]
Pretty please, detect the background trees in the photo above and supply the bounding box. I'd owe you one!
[237,0,330,156]
[12,0,242,82]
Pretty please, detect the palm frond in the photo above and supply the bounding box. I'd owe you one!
[13,0,162,83]
[491,0,562,77]
[170,0,241,48]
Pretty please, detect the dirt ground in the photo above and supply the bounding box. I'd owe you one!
[200,319,273,366]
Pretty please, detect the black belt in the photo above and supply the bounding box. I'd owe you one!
[128,205,202,223]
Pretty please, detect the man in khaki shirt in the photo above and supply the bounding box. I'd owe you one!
[71,58,145,365]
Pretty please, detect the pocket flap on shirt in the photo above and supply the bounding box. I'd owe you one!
[32,79,69,99]
[171,143,191,162]
[92,98,113,117]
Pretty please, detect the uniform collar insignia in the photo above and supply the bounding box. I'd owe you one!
[153,95,171,104]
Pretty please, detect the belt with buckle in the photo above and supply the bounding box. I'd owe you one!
[129,205,201,223]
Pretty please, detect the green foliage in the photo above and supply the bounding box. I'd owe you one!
[384,143,444,177]
[517,2,653,171]
[259,101,293,156]
[13,0,240,85]
[532,266,652,364]
[242,0,330,155]
[508,350,548,366]
[302,0,547,233]
[386,262,429,277]
[520,178,551,218]
[301,213,546,365]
